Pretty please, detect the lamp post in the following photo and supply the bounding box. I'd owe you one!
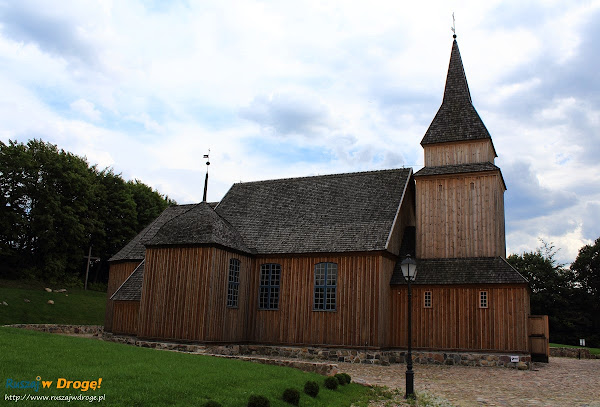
[400,254,417,399]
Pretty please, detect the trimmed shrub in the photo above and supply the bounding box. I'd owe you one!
[282,388,300,406]
[341,372,351,384]
[324,376,338,390]
[247,395,270,407]
[304,380,320,398]
[334,373,348,385]
[202,401,222,407]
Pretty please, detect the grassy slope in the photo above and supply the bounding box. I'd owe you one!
[550,342,600,355]
[0,327,375,407]
[0,284,106,325]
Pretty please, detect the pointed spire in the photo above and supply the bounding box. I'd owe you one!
[420,38,492,146]
[442,39,472,105]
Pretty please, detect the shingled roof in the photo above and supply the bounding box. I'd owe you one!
[414,162,499,177]
[145,202,252,254]
[111,261,144,301]
[390,257,527,285]
[421,39,494,148]
[414,162,507,190]
[215,168,412,254]
[109,204,195,262]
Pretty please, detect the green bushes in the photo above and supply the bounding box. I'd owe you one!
[304,380,319,397]
[335,372,351,385]
[282,388,300,406]
[247,395,270,407]
[244,373,350,406]
[324,376,339,390]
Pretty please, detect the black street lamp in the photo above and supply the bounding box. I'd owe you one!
[400,254,418,399]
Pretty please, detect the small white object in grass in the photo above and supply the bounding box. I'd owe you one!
[47,300,54,305]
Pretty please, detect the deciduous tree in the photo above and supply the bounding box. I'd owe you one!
[0,139,174,285]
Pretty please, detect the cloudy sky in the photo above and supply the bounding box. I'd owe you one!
[1,0,598,264]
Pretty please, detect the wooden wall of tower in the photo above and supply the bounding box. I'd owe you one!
[423,140,496,166]
[416,171,506,259]
[389,284,530,352]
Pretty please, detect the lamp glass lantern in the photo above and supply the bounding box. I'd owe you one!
[400,255,418,281]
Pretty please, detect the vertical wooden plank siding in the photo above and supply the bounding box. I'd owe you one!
[104,261,139,332]
[247,253,386,347]
[112,301,140,335]
[390,285,530,352]
[137,246,251,342]
[423,140,496,167]
[379,256,396,347]
[416,173,505,259]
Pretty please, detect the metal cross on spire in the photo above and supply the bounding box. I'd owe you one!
[451,12,456,38]
[202,149,210,202]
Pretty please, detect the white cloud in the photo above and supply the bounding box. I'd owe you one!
[240,89,334,136]
[70,98,101,121]
[1,0,599,262]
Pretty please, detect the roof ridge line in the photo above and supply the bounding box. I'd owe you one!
[233,167,412,186]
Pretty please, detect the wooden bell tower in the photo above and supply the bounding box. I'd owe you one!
[415,37,506,259]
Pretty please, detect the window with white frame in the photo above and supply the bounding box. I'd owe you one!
[479,290,488,308]
[424,291,432,308]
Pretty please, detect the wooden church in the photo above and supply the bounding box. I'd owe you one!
[105,38,537,356]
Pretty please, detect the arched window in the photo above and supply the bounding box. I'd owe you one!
[227,258,240,308]
[313,262,337,311]
[259,263,281,310]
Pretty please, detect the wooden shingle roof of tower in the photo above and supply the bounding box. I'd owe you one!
[390,257,528,285]
[421,39,495,153]
[414,162,507,189]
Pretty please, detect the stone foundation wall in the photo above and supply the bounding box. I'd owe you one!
[103,333,532,370]
[5,324,103,336]
[550,347,598,359]
[102,333,337,375]
[233,344,531,370]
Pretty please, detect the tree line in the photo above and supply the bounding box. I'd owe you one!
[0,139,174,286]
[508,239,600,348]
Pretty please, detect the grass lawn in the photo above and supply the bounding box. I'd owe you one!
[0,282,106,325]
[550,342,600,355]
[0,327,378,406]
